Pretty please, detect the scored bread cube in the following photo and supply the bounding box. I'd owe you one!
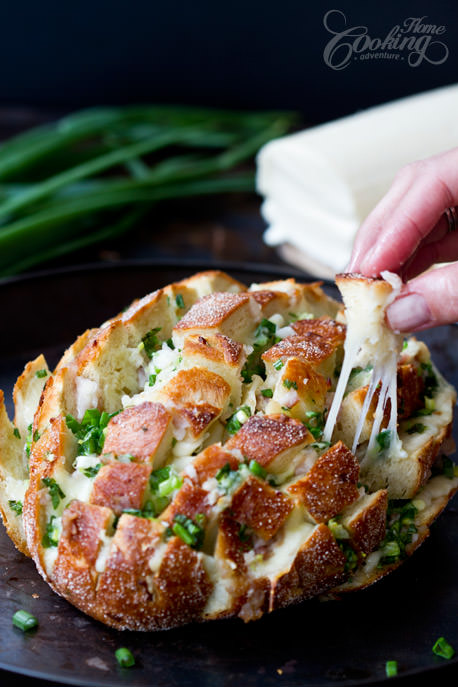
[225,413,312,473]
[263,330,342,381]
[263,357,328,421]
[96,515,212,630]
[172,292,261,348]
[249,290,291,319]
[340,489,388,555]
[249,279,340,318]
[229,475,294,540]
[121,288,178,346]
[90,463,151,516]
[151,368,231,446]
[174,270,246,300]
[192,444,240,485]
[270,522,347,611]
[287,441,360,523]
[53,501,114,610]
[160,480,211,524]
[103,401,173,466]
[181,333,245,409]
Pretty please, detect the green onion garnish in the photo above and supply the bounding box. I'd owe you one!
[81,464,102,479]
[8,500,23,515]
[66,408,117,456]
[248,459,267,480]
[172,513,204,549]
[12,427,21,439]
[273,360,284,371]
[432,636,455,659]
[42,515,60,548]
[115,647,135,668]
[283,378,297,390]
[12,609,38,632]
[406,423,426,435]
[385,660,398,677]
[42,477,65,509]
[261,388,273,398]
[35,369,48,378]
[376,429,391,453]
[141,327,162,358]
[175,294,185,309]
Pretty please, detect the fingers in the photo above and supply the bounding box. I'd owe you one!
[349,147,458,276]
[387,262,458,332]
[402,229,458,281]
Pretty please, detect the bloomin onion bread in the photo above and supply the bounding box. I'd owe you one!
[0,270,456,630]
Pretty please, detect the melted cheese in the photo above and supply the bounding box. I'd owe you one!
[323,271,405,461]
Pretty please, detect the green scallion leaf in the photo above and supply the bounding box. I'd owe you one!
[8,500,23,515]
[432,636,455,659]
[261,388,273,398]
[13,427,21,439]
[385,660,398,677]
[172,513,204,549]
[175,294,185,309]
[248,459,267,480]
[12,609,38,632]
[376,429,392,453]
[115,647,135,668]
[35,369,48,378]
[283,378,297,390]
[273,360,284,371]
[42,477,65,509]
[141,327,161,358]
[406,423,426,435]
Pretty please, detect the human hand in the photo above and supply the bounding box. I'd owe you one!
[348,147,458,332]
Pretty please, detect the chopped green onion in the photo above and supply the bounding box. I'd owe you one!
[66,409,117,456]
[148,373,157,386]
[175,294,185,309]
[406,423,426,435]
[13,427,21,439]
[42,515,59,548]
[261,388,273,398]
[12,609,38,632]
[442,456,455,480]
[215,463,231,480]
[283,378,297,390]
[226,405,251,435]
[273,360,284,371]
[115,647,135,668]
[172,513,204,549]
[432,636,455,659]
[328,518,350,540]
[141,327,161,358]
[166,338,175,349]
[248,460,267,480]
[8,500,23,515]
[81,464,102,479]
[42,477,65,509]
[310,441,331,453]
[35,369,48,378]
[421,362,438,398]
[385,660,398,677]
[376,429,391,453]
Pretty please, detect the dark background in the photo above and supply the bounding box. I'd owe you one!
[0,0,457,122]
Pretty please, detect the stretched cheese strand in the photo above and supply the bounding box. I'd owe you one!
[323,271,405,460]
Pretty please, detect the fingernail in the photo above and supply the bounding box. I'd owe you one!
[387,293,432,332]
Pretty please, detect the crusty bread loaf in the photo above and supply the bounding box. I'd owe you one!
[0,269,456,631]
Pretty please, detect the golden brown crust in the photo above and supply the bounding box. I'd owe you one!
[226,414,311,469]
[103,402,172,465]
[230,476,294,540]
[287,441,360,523]
[271,524,347,611]
[90,463,151,515]
[0,268,455,633]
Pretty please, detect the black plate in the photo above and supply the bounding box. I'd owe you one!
[0,260,457,687]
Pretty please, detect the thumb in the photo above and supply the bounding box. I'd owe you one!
[386,263,458,332]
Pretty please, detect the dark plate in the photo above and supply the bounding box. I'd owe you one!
[0,260,457,687]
